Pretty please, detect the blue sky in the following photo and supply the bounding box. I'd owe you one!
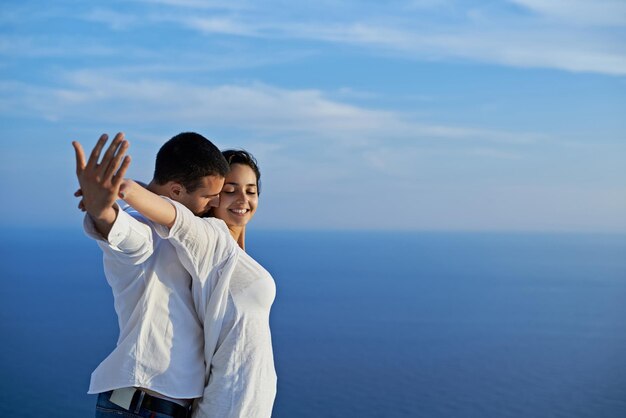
[1,0,625,231]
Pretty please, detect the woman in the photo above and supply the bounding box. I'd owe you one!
[210,150,262,251]
[120,150,276,418]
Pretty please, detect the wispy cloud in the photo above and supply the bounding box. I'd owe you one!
[5,2,625,75]
[132,0,251,11]
[0,35,122,58]
[183,16,260,37]
[509,0,626,26]
[171,15,626,75]
[1,71,547,148]
[470,147,522,160]
[81,9,139,30]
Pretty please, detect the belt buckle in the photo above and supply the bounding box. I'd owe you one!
[109,387,136,410]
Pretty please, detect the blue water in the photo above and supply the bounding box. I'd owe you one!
[1,228,625,417]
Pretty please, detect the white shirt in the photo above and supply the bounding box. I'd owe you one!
[84,203,205,399]
[157,199,277,418]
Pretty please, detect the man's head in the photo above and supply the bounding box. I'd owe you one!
[151,132,229,215]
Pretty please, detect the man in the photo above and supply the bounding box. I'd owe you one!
[73,132,229,418]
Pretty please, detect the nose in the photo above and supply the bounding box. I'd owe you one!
[235,190,247,202]
[209,195,220,208]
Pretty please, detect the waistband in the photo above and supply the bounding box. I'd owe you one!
[103,388,191,418]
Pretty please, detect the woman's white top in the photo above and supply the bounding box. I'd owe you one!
[156,199,277,418]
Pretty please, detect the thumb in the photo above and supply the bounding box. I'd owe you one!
[118,181,128,199]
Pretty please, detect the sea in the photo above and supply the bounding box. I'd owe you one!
[1,228,625,418]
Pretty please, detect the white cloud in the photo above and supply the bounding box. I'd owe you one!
[6,2,624,76]
[509,0,626,26]
[2,71,546,149]
[183,16,260,36]
[319,24,625,75]
[471,148,522,160]
[4,1,626,76]
[1,72,551,198]
[132,0,251,11]
[82,9,139,30]
[162,13,626,75]
[424,28,626,76]
[0,36,122,58]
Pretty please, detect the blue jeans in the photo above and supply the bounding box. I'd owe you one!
[95,391,183,418]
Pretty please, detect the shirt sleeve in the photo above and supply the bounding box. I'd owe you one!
[83,202,155,265]
[153,198,231,283]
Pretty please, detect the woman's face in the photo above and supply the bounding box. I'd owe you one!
[213,163,259,227]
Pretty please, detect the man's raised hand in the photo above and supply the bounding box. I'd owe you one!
[72,133,131,236]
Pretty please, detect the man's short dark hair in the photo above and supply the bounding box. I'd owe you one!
[154,132,229,192]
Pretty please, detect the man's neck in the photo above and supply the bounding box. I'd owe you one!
[146,180,167,196]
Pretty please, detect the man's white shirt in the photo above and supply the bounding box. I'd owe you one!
[84,203,205,399]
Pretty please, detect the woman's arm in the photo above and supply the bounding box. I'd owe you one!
[121,180,231,283]
[119,179,176,228]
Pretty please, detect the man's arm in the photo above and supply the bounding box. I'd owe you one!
[72,132,131,238]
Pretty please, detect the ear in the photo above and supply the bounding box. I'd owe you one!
[167,182,185,199]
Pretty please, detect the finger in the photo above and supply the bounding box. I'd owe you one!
[112,155,132,188]
[74,188,83,197]
[72,141,87,174]
[98,132,126,178]
[86,133,109,169]
[102,139,129,181]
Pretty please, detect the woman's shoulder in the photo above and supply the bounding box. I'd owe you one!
[201,216,229,233]
[200,217,240,254]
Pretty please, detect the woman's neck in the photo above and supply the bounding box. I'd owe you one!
[228,225,246,250]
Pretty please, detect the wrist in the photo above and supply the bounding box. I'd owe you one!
[92,205,119,223]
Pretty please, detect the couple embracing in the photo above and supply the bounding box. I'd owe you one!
[73,132,276,418]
